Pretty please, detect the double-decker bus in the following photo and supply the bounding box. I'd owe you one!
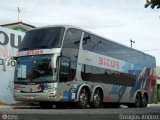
[13,25,156,108]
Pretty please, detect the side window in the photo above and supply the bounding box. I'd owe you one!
[63,28,82,49]
[82,33,96,51]
[61,29,82,81]
[81,64,136,86]
[82,32,105,53]
[59,57,70,82]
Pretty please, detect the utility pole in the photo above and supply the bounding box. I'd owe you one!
[130,39,135,48]
[17,7,20,22]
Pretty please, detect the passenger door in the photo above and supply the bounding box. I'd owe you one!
[57,28,82,101]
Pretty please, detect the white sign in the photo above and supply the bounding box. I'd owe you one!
[0,26,25,104]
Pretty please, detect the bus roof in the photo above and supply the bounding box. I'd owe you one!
[28,24,156,61]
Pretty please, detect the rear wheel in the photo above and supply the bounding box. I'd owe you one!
[142,95,148,107]
[91,89,103,108]
[77,88,89,108]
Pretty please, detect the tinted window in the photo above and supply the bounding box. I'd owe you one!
[19,27,64,51]
[82,33,99,51]
[60,28,82,82]
[82,32,155,68]
[63,28,82,48]
[81,64,136,86]
[59,57,70,82]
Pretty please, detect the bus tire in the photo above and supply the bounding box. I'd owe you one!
[135,93,142,107]
[129,93,142,108]
[77,88,89,109]
[91,89,103,108]
[39,102,53,109]
[142,94,148,107]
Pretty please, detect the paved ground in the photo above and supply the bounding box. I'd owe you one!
[0,103,160,109]
[0,108,160,120]
[0,104,160,120]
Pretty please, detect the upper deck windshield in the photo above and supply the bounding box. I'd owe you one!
[19,27,65,51]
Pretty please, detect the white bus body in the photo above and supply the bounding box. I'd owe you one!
[14,25,156,108]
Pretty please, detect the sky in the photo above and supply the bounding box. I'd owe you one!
[1,0,160,65]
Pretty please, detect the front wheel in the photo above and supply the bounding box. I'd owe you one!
[77,88,89,108]
[142,95,148,107]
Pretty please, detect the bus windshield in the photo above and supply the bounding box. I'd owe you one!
[16,55,57,83]
[19,27,65,51]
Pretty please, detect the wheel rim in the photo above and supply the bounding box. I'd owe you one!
[94,94,100,104]
[135,94,141,107]
[79,89,88,107]
[142,96,147,107]
[93,89,102,107]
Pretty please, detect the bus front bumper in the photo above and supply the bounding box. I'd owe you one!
[14,92,58,102]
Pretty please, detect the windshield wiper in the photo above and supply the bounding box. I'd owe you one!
[37,45,49,49]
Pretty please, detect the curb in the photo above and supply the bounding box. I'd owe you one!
[148,103,160,107]
[0,105,12,109]
[0,105,40,109]
[0,102,40,109]
[12,106,41,109]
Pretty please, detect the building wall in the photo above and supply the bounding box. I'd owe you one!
[13,27,27,32]
[157,66,160,83]
[157,66,160,102]
[0,26,25,104]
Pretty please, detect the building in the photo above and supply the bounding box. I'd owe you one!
[0,22,35,104]
[157,66,160,102]
[1,21,35,32]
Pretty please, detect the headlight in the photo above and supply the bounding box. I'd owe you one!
[15,89,21,93]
